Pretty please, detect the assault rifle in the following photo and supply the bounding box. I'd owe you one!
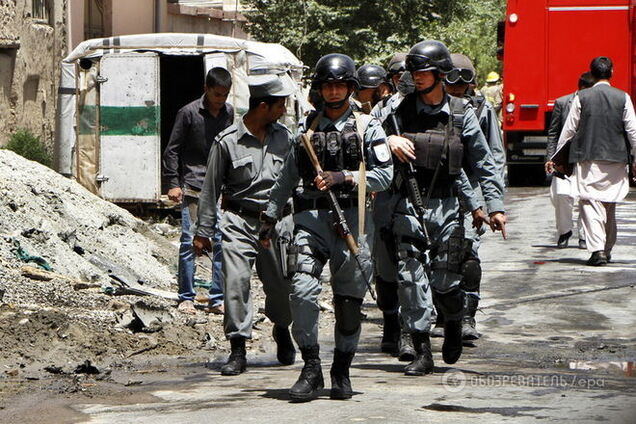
[389,113,431,248]
[300,131,376,301]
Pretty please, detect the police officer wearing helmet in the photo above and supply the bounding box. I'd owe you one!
[355,64,392,114]
[259,53,393,401]
[442,53,506,342]
[385,40,506,375]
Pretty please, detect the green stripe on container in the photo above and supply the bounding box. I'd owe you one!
[100,106,160,136]
[78,105,97,135]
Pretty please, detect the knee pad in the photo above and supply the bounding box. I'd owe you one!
[460,258,481,292]
[334,294,363,336]
[288,245,323,278]
[375,277,399,312]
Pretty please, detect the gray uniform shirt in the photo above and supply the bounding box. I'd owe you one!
[266,106,393,218]
[195,116,293,238]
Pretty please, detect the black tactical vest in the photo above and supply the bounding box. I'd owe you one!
[296,111,363,192]
[393,94,465,189]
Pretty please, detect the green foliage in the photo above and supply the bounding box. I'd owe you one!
[243,0,505,85]
[4,129,52,168]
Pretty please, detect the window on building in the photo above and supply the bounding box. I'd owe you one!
[32,0,52,24]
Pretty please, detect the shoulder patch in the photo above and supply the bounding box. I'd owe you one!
[372,141,391,163]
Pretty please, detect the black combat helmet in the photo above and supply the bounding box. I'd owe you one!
[405,40,453,74]
[357,64,387,89]
[387,53,407,76]
[312,53,358,88]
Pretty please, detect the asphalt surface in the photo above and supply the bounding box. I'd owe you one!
[13,187,636,423]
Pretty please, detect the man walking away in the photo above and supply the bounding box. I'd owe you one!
[162,67,233,314]
[545,72,595,249]
[556,56,636,266]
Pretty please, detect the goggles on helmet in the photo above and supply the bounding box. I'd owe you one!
[405,54,436,72]
[445,68,475,85]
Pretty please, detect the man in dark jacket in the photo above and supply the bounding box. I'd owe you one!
[162,67,233,313]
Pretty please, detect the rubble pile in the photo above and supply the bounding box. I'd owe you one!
[0,150,226,378]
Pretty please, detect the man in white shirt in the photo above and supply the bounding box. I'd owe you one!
[556,56,636,265]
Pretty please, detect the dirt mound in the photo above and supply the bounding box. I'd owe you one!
[0,149,175,288]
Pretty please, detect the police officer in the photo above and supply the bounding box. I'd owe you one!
[443,53,506,342]
[386,40,506,375]
[260,53,393,401]
[354,64,392,114]
[193,73,297,376]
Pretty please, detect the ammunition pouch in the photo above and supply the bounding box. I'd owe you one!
[432,225,470,274]
[297,114,363,191]
[403,131,463,176]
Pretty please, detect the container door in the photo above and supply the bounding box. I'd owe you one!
[98,53,160,202]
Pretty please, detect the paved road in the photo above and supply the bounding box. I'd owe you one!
[54,188,636,423]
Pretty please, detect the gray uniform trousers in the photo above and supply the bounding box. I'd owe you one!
[392,195,465,334]
[221,210,293,339]
[290,207,373,353]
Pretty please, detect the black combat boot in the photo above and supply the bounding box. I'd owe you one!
[273,325,296,365]
[221,337,247,376]
[380,312,400,354]
[404,332,434,376]
[289,345,324,402]
[398,331,416,362]
[462,294,481,341]
[330,349,355,400]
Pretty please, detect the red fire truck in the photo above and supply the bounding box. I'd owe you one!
[501,0,635,185]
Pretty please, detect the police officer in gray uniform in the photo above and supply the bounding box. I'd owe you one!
[385,40,506,375]
[260,53,393,401]
[444,53,506,342]
[193,73,297,376]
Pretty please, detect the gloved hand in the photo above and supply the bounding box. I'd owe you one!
[258,213,277,248]
[314,171,351,191]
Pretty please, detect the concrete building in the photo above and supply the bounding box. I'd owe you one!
[0,0,67,150]
[0,0,248,150]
